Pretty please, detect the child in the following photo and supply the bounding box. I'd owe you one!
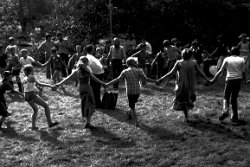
[158,48,210,122]
[210,46,245,123]
[106,57,157,126]
[23,65,59,130]
[0,71,23,129]
[6,46,23,92]
[46,47,67,86]
[56,56,105,129]
[68,45,83,86]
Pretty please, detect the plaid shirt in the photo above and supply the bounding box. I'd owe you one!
[119,67,146,95]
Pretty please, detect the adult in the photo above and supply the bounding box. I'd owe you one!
[131,43,151,76]
[0,44,8,78]
[211,47,245,123]
[84,44,105,108]
[38,33,55,79]
[151,41,168,79]
[55,32,72,77]
[108,37,126,89]
[5,37,19,55]
[164,40,178,73]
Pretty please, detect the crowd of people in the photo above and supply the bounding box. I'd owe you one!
[0,32,249,130]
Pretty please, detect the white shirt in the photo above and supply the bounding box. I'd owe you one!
[23,75,36,92]
[81,54,104,75]
[20,56,35,67]
[223,56,245,81]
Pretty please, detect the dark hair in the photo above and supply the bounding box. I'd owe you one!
[230,46,239,56]
[45,33,51,40]
[163,40,171,47]
[85,44,94,54]
[3,71,12,79]
[182,48,193,60]
[23,65,33,76]
[51,47,57,53]
[56,32,62,36]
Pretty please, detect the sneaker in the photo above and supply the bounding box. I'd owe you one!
[219,112,229,121]
[49,122,59,128]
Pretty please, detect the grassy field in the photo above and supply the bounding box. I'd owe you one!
[1,70,250,167]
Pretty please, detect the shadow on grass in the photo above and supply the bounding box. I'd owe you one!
[56,88,79,99]
[38,128,64,145]
[0,122,39,142]
[187,115,250,141]
[90,126,136,148]
[139,123,185,141]
[99,108,134,126]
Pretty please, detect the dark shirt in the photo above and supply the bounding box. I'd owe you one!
[0,80,13,99]
[0,53,8,68]
[51,55,63,70]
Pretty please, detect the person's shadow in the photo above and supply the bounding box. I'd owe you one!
[38,128,64,146]
[90,126,136,148]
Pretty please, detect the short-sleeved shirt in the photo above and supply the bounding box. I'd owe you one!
[119,67,147,95]
[0,53,8,68]
[20,56,35,67]
[223,56,245,81]
[85,54,104,75]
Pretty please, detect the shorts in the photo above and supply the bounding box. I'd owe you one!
[24,91,39,102]
[128,94,140,109]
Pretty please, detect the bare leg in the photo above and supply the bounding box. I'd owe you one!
[28,101,39,129]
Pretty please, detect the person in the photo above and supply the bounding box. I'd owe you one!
[108,37,127,89]
[158,49,210,122]
[136,39,152,55]
[19,49,48,68]
[106,57,157,126]
[68,45,83,75]
[56,56,105,129]
[190,40,205,83]
[210,46,245,123]
[164,40,179,73]
[38,33,55,79]
[6,46,23,92]
[5,37,19,55]
[0,44,8,78]
[0,71,23,129]
[131,43,151,76]
[55,32,72,77]
[23,65,59,130]
[237,33,250,82]
[45,47,68,86]
[84,44,105,108]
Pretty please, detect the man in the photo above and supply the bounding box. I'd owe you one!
[211,46,245,123]
[84,44,105,108]
[108,37,126,89]
[55,32,72,77]
[38,33,55,79]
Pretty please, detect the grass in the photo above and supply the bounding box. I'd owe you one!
[1,70,250,167]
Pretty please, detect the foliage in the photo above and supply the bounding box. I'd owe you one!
[0,0,250,51]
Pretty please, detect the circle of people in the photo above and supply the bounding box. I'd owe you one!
[0,32,249,130]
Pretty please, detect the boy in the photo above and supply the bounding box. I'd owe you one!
[106,57,157,126]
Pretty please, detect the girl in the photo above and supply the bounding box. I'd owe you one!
[158,49,210,122]
[106,57,157,126]
[23,65,59,130]
[56,56,105,129]
[0,71,23,129]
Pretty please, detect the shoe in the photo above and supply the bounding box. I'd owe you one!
[219,112,229,121]
[49,122,59,128]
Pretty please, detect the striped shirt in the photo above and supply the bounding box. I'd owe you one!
[119,67,147,95]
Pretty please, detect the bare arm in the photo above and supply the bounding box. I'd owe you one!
[56,70,78,86]
[210,60,227,84]
[194,62,209,82]
[158,61,179,82]
[89,72,105,85]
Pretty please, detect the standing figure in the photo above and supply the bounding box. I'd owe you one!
[108,37,127,89]
[38,33,55,79]
[158,49,209,122]
[0,44,8,78]
[211,47,245,123]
